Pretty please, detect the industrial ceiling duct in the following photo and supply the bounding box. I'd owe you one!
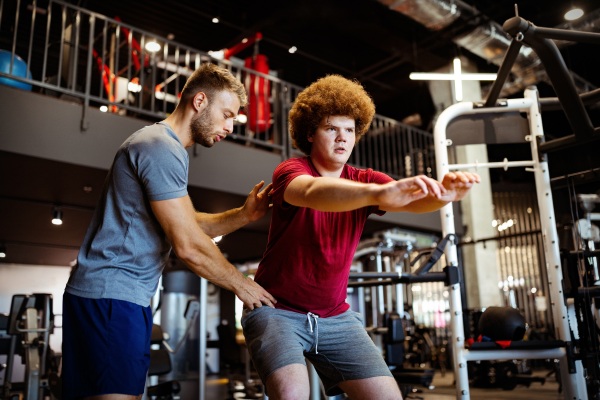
[378,0,599,96]
[378,0,461,30]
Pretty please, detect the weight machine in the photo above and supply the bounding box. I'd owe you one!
[434,9,600,400]
[1,293,56,400]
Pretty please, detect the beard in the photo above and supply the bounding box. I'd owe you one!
[190,110,217,147]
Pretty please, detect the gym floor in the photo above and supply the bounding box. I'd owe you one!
[201,368,563,399]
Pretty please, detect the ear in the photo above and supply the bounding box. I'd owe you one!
[307,133,314,143]
[193,92,207,112]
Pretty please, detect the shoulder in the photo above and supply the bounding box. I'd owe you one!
[126,124,186,158]
[274,156,311,177]
[343,165,393,184]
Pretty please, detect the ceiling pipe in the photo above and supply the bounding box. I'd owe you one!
[378,0,600,96]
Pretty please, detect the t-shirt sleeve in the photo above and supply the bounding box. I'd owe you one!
[128,135,189,202]
[271,158,311,206]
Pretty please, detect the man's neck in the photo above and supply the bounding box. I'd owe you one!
[163,111,192,148]
[309,156,345,178]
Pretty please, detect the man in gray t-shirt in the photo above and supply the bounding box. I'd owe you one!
[62,63,276,400]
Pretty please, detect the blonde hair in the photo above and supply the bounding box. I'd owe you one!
[179,63,247,107]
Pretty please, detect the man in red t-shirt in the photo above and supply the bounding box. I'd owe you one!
[242,75,480,400]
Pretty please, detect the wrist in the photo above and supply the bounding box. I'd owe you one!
[240,205,254,223]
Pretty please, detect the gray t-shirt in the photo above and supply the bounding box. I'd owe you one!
[66,122,188,306]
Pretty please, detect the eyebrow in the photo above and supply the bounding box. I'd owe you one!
[322,122,355,130]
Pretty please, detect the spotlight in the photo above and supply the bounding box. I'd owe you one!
[144,40,161,53]
[52,208,63,226]
[564,7,584,21]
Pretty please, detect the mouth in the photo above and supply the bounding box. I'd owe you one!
[215,134,226,142]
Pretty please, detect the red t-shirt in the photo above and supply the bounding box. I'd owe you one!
[254,157,394,317]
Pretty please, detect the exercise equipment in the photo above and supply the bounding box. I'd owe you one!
[1,293,55,400]
[147,324,182,399]
[383,312,435,397]
[348,233,458,396]
[469,359,546,391]
[429,5,600,393]
[223,32,272,137]
[0,50,32,91]
[477,306,526,342]
[244,53,272,134]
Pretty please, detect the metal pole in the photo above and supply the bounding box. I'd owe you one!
[524,87,586,399]
[198,277,207,400]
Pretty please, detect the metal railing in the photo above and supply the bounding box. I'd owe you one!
[0,0,435,178]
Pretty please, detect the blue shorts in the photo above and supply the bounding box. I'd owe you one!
[241,307,392,396]
[61,292,152,399]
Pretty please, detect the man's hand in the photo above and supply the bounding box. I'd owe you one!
[375,175,446,210]
[234,275,277,310]
[241,181,273,222]
[438,171,480,202]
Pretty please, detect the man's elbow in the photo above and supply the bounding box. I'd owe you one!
[171,241,200,266]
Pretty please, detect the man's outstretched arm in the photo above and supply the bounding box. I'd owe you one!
[284,174,445,212]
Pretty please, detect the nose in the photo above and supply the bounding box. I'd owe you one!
[224,119,234,135]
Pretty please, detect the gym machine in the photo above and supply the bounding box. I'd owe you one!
[432,7,600,399]
[1,293,56,400]
[348,233,458,396]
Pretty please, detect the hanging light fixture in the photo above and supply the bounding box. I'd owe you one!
[409,57,497,102]
[144,40,161,53]
[564,7,584,21]
[52,208,63,226]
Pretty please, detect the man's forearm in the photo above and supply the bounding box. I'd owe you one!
[195,207,249,238]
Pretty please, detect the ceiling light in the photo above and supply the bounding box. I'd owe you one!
[0,244,6,258]
[208,50,225,60]
[52,208,63,226]
[144,40,161,53]
[564,7,584,21]
[288,46,297,54]
[212,17,220,23]
[128,79,142,93]
[410,57,497,102]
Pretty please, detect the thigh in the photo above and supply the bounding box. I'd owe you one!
[241,307,312,385]
[308,310,393,395]
[62,293,152,399]
[339,375,402,400]
[265,363,311,400]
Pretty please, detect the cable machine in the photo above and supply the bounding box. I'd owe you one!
[435,7,600,400]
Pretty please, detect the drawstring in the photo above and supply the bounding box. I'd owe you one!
[307,312,320,354]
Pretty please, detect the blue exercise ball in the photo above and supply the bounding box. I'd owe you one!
[0,50,32,91]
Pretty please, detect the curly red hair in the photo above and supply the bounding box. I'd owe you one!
[289,75,375,155]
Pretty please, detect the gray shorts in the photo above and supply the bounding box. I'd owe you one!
[241,307,392,396]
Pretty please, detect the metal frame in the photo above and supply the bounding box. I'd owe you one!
[434,89,587,399]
